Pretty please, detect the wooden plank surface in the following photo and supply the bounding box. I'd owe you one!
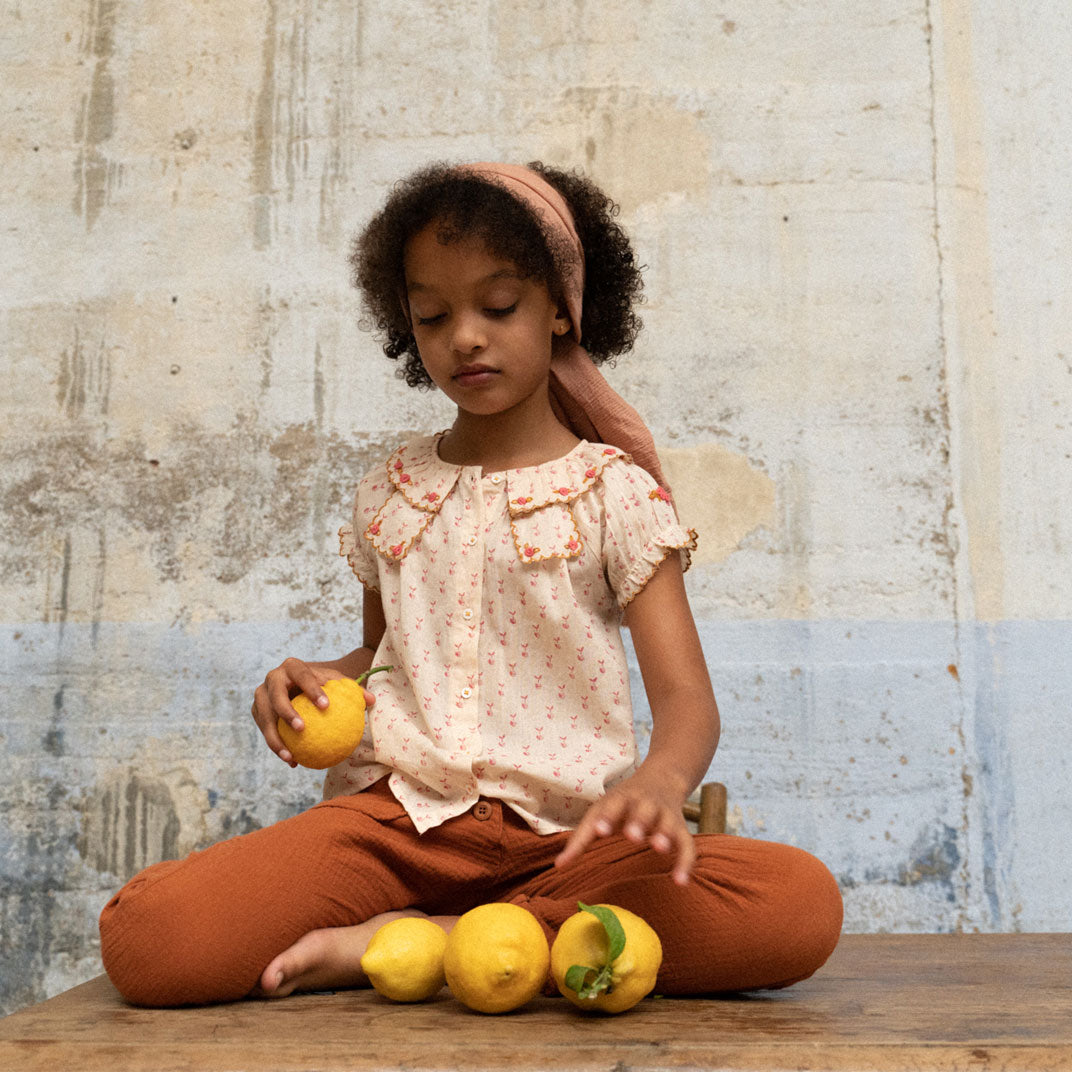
[2,934,1070,1071]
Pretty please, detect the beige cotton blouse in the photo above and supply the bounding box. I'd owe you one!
[328,434,697,834]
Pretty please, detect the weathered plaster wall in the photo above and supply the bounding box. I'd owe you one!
[3,0,1070,1013]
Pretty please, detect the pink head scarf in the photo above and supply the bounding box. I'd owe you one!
[457,162,671,496]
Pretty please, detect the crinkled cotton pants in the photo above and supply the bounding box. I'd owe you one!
[99,779,843,1007]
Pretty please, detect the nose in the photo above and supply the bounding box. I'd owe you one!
[449,311,487,355]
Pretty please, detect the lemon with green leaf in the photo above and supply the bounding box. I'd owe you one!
[551,902,662,1013]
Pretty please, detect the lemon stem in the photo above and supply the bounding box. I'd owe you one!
[356,664,393,686]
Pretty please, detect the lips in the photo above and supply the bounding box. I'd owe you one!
[452,364,498,387]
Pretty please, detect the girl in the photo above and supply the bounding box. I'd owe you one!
[99,162,842,1006]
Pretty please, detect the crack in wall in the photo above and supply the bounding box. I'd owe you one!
[926,0,1012,932]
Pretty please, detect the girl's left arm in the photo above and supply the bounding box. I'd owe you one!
[554,554,720,884]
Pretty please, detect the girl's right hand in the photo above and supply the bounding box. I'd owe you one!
[251,658,346,767]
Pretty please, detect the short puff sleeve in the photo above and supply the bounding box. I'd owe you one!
[600,460,698,608]
[337,466,393,592]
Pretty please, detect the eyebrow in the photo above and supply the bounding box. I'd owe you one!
[406,268,522,293]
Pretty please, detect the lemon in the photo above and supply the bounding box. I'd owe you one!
[551,903,662,1014]
[443,903,550,1013]
[360,917,448,1002]
[277,665,390,770]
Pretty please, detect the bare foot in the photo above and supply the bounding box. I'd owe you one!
[252,910,458,999]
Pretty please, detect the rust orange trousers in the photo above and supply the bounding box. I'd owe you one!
[99,779,843,1007]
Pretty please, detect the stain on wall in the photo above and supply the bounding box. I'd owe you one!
[251,0,279,250]
[660,442,775,565]
[56,325,112,419]
[73,0,121,229]
[540,87,712,209]
[77,769,201,882]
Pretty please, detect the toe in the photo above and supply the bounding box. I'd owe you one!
[254,960,289,999]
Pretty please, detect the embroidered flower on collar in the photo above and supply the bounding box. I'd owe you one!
[362,436,633,567]
[504,442,629,565]
[364,437,463,564]
[506,443,626,518]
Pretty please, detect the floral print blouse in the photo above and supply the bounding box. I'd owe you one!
[329,434,697,834]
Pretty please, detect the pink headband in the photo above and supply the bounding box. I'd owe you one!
[461,163,671,497]
[460,163,585,346]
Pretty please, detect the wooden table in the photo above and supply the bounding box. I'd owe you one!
[2,934,1070,1071]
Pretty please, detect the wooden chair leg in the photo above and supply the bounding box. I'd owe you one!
[682,781,728,835]
[699,781,727,835]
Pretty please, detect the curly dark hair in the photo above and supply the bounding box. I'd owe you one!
[350,161,644,388]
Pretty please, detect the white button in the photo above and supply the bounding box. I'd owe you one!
[489,473,502,484]
[462,609,474,621]
[460,687,473,699]
[467,535,477,546]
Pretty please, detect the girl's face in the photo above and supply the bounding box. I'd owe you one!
[403,224,571,418]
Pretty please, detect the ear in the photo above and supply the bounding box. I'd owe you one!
[552,308,572,336]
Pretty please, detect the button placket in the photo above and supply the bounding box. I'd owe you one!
[453,475,484,748]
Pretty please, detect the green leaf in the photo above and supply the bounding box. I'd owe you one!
[564,964,595,995]
[560,904,628,1000]
[578,902,626,962]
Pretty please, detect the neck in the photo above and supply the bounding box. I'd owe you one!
[439,390,580,472]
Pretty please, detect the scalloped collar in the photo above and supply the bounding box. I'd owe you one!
[385,434,630,514]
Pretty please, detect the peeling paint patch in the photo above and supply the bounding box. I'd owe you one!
[0,425,386,621]
[659,441,775,565]
[899,822,960,897]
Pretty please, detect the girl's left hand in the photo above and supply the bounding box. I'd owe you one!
[553,770,696,885]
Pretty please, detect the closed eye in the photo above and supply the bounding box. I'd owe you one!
[485,303,517,318]
[415,313,444,326]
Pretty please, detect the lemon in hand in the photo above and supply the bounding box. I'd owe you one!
[277,665,391,770]
[551,903,662,1013]
[443,903,550,1013]
[360,917,448,1002]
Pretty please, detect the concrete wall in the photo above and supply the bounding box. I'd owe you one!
[2,0,1069,1013]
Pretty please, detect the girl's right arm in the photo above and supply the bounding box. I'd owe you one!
[250,590,388,765]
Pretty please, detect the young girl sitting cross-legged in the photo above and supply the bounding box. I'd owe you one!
[99,161,843,1006]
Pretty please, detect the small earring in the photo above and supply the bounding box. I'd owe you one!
[554,322,569,335]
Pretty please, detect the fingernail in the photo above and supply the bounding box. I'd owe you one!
[292,718,304,731]
[595,820,611,835]
[653,834,671,852]
[316,695,328,709]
